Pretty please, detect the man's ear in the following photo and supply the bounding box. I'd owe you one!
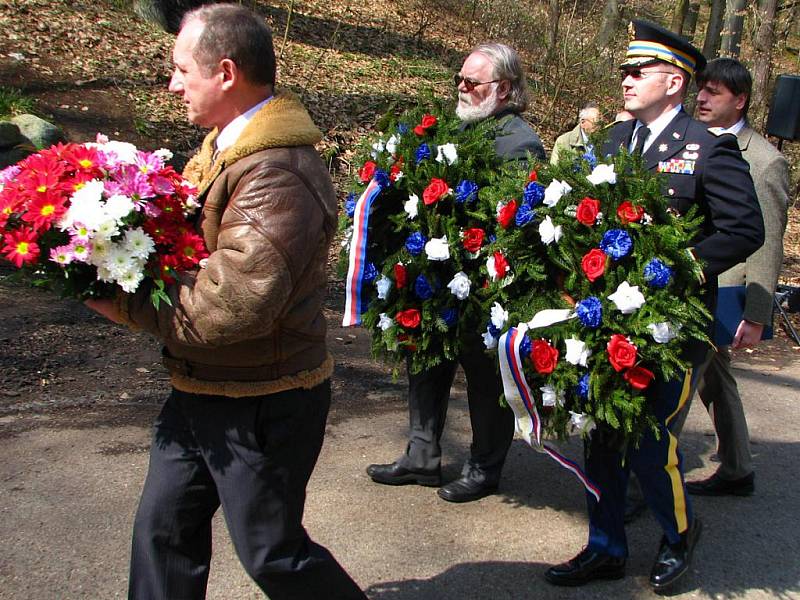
[496,79,511,101]
[219,58,237,91]
[735,93,748,112]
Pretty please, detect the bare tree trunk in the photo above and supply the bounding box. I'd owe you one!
[720,0,747,57]
[548,0,561,55]
[702,0,726,59]
[751,0,780,127]
[683,1,701,40]
[595,0,619,48]
[671,0,689,34]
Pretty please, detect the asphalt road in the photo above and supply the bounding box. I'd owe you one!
[1,327,799,599]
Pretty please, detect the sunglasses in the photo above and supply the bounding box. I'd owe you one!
[619,68,675,81]
[453,74,501,91]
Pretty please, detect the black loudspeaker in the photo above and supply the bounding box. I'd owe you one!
[766,75,800,140]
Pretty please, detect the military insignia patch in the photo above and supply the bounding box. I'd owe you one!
[686,143,700,151]
[659,144,668,152]
[672,132,680,139]
[682,151,699,160]
[657,159,695,174]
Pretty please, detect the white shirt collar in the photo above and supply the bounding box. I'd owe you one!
[215,96,272,154]
[721,118,746,136]
[631,104,682,153]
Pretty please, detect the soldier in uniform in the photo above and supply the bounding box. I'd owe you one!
[544,20,764,592]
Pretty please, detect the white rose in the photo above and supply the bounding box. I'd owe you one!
[490,302,508,330]
[564,337,591,366]
[543,179,572,207]
[378,313,394,331]
[425,236,450,261]
[435,143,458,165]
[608,281,646,314]
[586,163,617,185]
[540,385,565,407]
[539,216,563,245]
[648,321,681,343]
[375,275,392,300]
[447,271,471,300]
[404,194,419,219]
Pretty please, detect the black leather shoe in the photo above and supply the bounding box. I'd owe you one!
[686,472,754,496]
[437,476,498,503]
[544,548,626,586]
[366,462,441,487]
[649,518,702,592]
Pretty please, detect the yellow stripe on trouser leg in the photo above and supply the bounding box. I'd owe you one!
[664,368,693,534]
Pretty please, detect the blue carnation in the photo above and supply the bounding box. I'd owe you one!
[581,150,597,169]
[374,169,391,189]
[487,319,501,338]
[362,262,378,283]
[397,123,409,135]
[523,181,545,207]
[644,258,673,288]
[414,274,435,300]
[415,143,431,165]
[488,234,496,243]
[405,232,427,256]
[515,203,536,227]
[441,308,458,327]
[519,333,532,357]
[600,229,633,259]
[576,373,590,399]
[455,179,479,204]
[576,296,603,329]
[344,192,357,218]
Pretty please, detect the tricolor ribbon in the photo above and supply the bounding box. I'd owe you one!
[498,318,601,502]
[343,178,383,326]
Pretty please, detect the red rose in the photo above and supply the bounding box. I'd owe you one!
[492,251,509,280]
[607,334,637,372]
[531,339,559,374]
[394,263,407,289]
[624,365,655,390]
[462,228,485,253]
[576,196,600,226]
[358,160,376,183]
[413,114,438,135]
[396,308,421,329]
[617,201,645,224]
[423,178,450,205]
[497,200,518,229]
[528,170,538,182]
[389,158,404,182]
[581,248,607,282]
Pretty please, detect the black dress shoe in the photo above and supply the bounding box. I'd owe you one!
[544,548,626,586]
[437,476,498,503]
[366,462,441,487]
[649,518,702,592]
[686,472,754,496]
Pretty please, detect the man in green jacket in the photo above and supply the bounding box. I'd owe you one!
[550,102,600,164]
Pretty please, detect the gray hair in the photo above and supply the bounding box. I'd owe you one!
[578,102,599,120]
[471,42,529,113]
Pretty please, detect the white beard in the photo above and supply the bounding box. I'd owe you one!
[456,88,501,123]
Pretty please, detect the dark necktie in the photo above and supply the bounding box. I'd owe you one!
[632,126,650,155]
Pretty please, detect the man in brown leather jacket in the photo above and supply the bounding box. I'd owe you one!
[86,5,366,599]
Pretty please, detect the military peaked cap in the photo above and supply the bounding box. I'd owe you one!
[621,19,706,78]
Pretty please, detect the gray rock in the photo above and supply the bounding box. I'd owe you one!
[10,113,67,149]
[0,121,24,149]
[0,144,36,169]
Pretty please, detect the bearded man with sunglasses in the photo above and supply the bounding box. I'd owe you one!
[367,43,545,504]
[545,20,763,592]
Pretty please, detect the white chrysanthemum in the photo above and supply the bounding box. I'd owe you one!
[95,218,120,241]
[378,313,394,331]
[95,264,114,282]
[375,275,393,300]
[116,267,145,293]
[101,140,138,165]
[105,194,136,222]
[586,163,617,185]
[61,180,106,230]
[608,281,646,314]
[104,244,138,279]
[447,271,471,300]
[123,227,156,260]
[153,148,173,164]
[539,216,563,245]
[425,236,450,261]
[435,143,458,165]
[404,194,419,219]
[490,302,508,330]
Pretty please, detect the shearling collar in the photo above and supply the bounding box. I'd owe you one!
[183,90,322,197]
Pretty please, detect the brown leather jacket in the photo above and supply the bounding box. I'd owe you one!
[121,92,337,397]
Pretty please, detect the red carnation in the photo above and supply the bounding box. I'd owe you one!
[607,334,637,372]
[413,114,438,136]
[497,200,518,229]
[396,308,421,329]
[394,263,407,288]
[422,178,450,205]
[462,228,485,253]
[358,160,376,183]
[492,251,509,280]
[389,158,404,182]
[581,248,607,282]
[528,170,538,182]
[617,201,645,224]
[624,365,655,390]
[531,339,559,374]
[576,196,600,226]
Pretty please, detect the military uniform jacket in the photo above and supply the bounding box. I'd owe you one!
[603,110,764,288]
